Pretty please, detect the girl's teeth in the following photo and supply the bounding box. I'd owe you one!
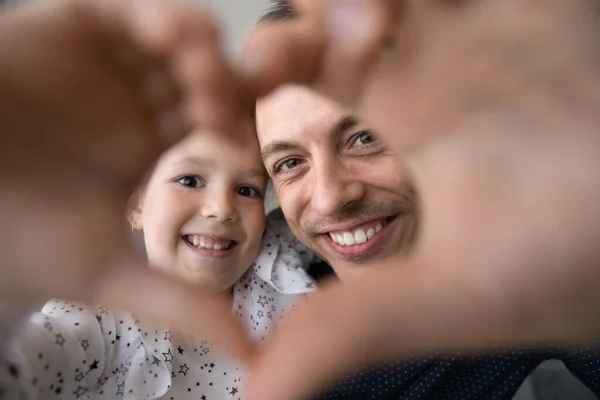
[375,223,382,233]
[367,228,375,239]
[187,235,232,251]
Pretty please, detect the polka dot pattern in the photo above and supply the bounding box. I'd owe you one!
[316,349,600,399]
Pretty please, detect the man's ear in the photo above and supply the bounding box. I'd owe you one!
[127,190,144,231]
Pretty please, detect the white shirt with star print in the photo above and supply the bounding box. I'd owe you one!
[0,210,317,399]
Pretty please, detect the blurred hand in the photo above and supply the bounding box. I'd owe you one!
[238,0,600,398]
[0,0,254,360]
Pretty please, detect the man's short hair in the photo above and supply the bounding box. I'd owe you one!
[260,0,297,22]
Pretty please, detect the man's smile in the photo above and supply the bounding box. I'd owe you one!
[321,215,400,258]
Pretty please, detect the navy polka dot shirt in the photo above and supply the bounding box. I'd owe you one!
[307,262,600,400]
[316,349,600,400]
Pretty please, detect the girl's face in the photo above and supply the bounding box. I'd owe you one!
[131,130,267,293]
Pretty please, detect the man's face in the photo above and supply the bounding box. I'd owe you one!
[256,86,416,280]
[255,1,597,281]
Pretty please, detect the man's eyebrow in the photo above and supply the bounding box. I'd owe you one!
[260,116,359,161]
[332,116,359,137]
[260,141,301,161]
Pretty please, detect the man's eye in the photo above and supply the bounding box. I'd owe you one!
[275,158,302,173]
[177,176,204,188]
[352,130,376,146]
[238,186,261,198]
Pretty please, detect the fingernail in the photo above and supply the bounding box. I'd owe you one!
[129,0,173,52]
[326,0,374,52]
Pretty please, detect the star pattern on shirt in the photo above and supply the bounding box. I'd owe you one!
[162,349,174,364]
[88,359,99,372]
[74,371,85,382]
[257,295,268,307]
[116,381,125,396]
[179,364,189,376]
[72,385,87,399]
[7,222,321,399]
[54,333,66,347]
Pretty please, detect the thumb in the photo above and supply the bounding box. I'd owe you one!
[91,253,254,363]
[239,0,395,107]
[239,19,323,100]
[246,261,535,400]
[315,0,395,106]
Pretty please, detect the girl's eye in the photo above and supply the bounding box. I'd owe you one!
[177,176,204,188]
[352,130,376,147]
[238,186,261,198]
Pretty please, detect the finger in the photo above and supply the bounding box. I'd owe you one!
[91,0,229,131]
[141,63,180,113]
[139,63,188,145]
[239,0,395,106]
[118,0,246,133]
[315,0,396,105]
[90,0,219,55]
[246,262,534,400]
[91,253,254,363]
[238,19,323,100]
[175,41,242,130]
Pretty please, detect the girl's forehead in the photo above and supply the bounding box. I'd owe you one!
[156,132,265,175]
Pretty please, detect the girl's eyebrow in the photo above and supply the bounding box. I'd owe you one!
[171,156,267,181]
[172,156,214,168]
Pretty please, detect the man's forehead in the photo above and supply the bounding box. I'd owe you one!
[256,84,346,142]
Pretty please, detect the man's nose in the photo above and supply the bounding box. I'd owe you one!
[310,160,366,216]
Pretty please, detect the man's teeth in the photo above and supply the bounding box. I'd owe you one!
[187,234,232,251]
[329,220,387,246]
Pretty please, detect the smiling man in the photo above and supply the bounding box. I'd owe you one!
[252,1,600,399]
[258,85,417,281]
[257,81,600,400]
